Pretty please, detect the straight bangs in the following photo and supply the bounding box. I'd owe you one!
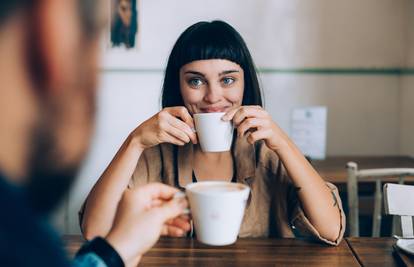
[173,22,247,70]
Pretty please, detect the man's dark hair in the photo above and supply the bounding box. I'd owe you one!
[161,20,263,108]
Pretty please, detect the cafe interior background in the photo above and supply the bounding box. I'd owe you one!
[51,0,414,237]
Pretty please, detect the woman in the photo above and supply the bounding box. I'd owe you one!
[81,20,345,245]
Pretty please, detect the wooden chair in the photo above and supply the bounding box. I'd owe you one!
[384,183,414,238]
[346,162,414,237]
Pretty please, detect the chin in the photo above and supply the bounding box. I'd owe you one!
[26,119,83,216]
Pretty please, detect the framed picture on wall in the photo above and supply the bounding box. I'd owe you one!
[102,0,142,69]
[108,0,139,50]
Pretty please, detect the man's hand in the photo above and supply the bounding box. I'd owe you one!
[105,183,189,267]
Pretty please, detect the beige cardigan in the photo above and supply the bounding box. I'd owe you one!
[123,136,346,245]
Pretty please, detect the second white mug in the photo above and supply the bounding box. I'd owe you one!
[185,181,250,246]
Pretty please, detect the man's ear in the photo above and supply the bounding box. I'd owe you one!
[33,0,81,94]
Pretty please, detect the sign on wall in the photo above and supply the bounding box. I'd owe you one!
[291,106,327,160]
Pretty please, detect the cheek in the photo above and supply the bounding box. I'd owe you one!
[181,93,201,114]
[179,82,202,105]
[183,92,203,104]
[225,87,244,105]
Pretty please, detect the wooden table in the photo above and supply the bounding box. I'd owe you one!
[346,237,414,267]
[312,156,414,184]
[63,235,359,266]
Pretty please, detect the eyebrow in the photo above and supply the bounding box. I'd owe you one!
[184,70,240,77]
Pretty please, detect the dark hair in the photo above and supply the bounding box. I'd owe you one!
[161,20,262,108]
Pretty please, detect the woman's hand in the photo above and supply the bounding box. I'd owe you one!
[225,106,342,241]
[222,106,288,152]
[132,107,198,150]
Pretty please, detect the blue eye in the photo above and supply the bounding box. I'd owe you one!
[222,77,235,85]
[188,78,203,88]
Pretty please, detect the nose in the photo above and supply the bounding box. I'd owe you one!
[203,83,222,104]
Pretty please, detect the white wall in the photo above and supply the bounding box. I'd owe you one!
[261,74,401,156]
[53,0,413,234]
[103,0,407,69]
[65,72,164,233]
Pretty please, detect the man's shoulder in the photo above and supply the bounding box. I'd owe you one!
[0,176,70,267]
[0,176,31,221]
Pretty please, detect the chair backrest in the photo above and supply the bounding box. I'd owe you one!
[346,161,414,237]
[384,183,414,238]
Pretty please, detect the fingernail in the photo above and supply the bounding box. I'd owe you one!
[191,127,196,133]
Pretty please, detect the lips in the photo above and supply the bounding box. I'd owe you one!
[200,107,230,113]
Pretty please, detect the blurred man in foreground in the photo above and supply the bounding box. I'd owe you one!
[0,1,189,266]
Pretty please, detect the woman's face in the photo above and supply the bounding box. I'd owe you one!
[117,0,132,27]
[179,59,244,115]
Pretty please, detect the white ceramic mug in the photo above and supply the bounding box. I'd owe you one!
[193,112,233,152]
[185,181,250,246]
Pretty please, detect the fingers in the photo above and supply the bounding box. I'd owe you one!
[159,107,197,144]
[161,224,187,237]
[221,106,240,121]
[167,107,194,128]
[223,106,269,138]
[162,124,190,144]
[162,215,191,237]
[167,119,198,144]
[232,106,267,127]
[153,196,189,224]
[165,107,195,130]
[222,106,267,125]
[237,118,269,137]
[246,129,272,144]
[222,106,282,148]
[167,215,191,231]
[165,131,190,146]
[137,183,180,201]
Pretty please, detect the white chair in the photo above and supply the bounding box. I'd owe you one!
[384,183,414,238]
[347,162,414,237]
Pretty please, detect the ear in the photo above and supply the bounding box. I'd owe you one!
[34,0,81,94]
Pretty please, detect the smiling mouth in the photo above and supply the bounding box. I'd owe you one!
[200,107,230,113]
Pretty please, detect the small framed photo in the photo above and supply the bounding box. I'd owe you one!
[109,0,139,50]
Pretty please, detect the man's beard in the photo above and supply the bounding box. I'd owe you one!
[26,123,80,216]
[25,90,95,216]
